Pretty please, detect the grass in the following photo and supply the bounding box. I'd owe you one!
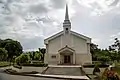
[0,61,11,67]
[112,62,120,75]
[112,67,120,75]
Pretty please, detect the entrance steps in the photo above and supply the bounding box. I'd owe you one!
[41,65,85,76]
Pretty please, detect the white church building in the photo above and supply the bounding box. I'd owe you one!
[44,5,92,65]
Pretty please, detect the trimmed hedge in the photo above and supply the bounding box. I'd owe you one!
[83,64,109,68]
[4,69,39,75]
[22,63,48,67]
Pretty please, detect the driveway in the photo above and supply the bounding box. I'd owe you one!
[0,72,62,80]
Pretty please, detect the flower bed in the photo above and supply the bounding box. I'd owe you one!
[102,68,120,80]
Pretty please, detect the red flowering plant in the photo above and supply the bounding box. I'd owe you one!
[106,70,119,80]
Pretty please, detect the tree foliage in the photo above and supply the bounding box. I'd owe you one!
[15,53,30,65]
[91,38,120,63]
[34,51,42,60]
[0,39,23,61]
[0,48,8,61]
[93,65,100,75]
[39,48,46,61]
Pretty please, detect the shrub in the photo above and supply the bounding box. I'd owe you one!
[83,64,109,68]
[22,63,48,67]
[102,68,109,79]
[15,54,30,65]
[93,65,100,75]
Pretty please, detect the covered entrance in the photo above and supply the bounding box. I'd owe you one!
[58,45,75,64]
[64,55,71,63]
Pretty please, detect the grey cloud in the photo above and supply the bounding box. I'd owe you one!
[109,0,120,6]
[28,3,49,14]
[1,0,120,50]
[50,0,66,9]
[70,2,120,48]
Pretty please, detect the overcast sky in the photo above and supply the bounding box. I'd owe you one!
[0,0,120,51]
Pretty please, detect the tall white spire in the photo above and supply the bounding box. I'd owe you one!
[63,4,71,31]
[65,4,69,20]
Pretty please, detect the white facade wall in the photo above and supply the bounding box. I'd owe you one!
[44,33,92,65]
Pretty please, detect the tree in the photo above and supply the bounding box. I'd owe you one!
[109,38,120,62]
[15,54,30,65]
[34,51,42,60]
[3,39,23,61]
[39,48,46,62]
[0,48,8,61]
[97,56,110,64]
[90,43,99,61]
[109,38,120,52]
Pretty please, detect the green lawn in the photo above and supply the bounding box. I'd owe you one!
[113,67,120,75]
[0,61,11,67]
[112,62,120,75]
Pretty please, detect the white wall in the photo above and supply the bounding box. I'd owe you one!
[44,54,60,65]
[72,35,88,54]
[75,54,92,64]
[44,32,91,65]
[47,33,89,54]
[48,35,61,54]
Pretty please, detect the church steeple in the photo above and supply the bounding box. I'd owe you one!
[65,4,69,20]
[63,4,71,34]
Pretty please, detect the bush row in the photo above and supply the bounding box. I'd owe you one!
[83,64,109,68]
[22,63,48,67]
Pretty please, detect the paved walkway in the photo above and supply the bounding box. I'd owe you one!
[43,67,84,76]
[28,74,89,80]
[0,72,62,80]
[49,65,82,67]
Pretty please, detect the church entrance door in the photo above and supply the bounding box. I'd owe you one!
[64,55,71,63]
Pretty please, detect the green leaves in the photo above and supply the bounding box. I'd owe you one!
[0,39,23,61]
[15,53,30,65]
[0,48,8,61]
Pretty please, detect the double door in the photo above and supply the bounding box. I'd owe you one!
[64,55,71,63]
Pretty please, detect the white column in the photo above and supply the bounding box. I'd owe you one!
[73,52,76,64]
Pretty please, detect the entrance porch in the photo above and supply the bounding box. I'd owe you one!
[58,45,76,65]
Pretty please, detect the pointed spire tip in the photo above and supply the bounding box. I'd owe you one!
[65,4,69,20]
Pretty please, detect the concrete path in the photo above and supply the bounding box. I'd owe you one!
[29,74,89,80]
[0,72,62,80]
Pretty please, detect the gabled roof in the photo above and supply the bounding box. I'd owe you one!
[44,30,91,44]
[71,31,91,43]
[44,31,63,44]
[58,45,75,53]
